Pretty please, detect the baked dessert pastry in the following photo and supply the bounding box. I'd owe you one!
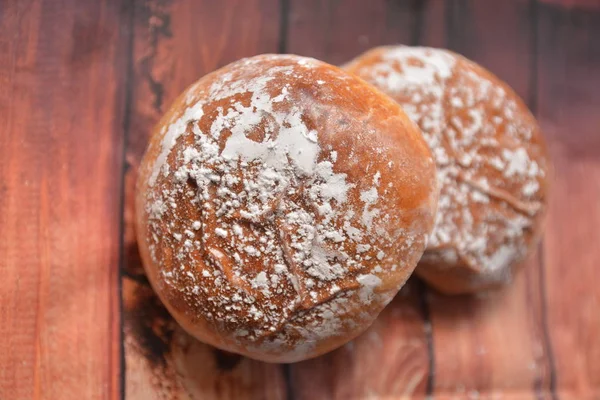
[345,46,551,294]
[136,54,438,361]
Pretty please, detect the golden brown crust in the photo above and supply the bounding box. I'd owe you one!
[136,54,437,362]
[345,46,551,295]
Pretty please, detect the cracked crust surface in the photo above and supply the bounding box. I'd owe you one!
[136,54,438,362]
[345,46,551,294]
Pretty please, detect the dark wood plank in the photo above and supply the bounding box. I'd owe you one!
[0,0,129,398]
[286,0,422,65]
[536,3,600,399]
[285,1,433,398]
[444,0,536,99]
[419,0,553,398]
[420,0,447,48]
[122,0,286,398]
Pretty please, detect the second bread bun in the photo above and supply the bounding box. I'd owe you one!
[136,54,438,362]
[345,46,551,294]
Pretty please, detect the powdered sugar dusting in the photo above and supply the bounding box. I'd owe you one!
[360,187,380,229]
[139,54,431,360]
[150,101,205,186]
[369,47,455,90]
[347,46,548,279]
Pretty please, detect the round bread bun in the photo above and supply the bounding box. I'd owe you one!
[135,54,438,362]
[345,46,551,294]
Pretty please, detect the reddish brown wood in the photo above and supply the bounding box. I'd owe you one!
[443,0,536,99]
[122,1,286,398]
[420,0,447,48]
[536,4,600,399]
[286,0,422,65]
[121,2,600,398]
[2,0,599,398]
[0,0,128,398]
[418,1,554,398]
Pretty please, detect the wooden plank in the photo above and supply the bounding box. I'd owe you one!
[536,3,600,399]
[0,0,129,398]
[286,0,422,64]
[285,1,433,398]
[420,0,447,48]
[419,1,553,398]
[122,0,285,398]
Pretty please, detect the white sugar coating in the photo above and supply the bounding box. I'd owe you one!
[138,54,435,359]
[356,274,383,303]
[150,101,205,186]
[307,244,346,281]
[373,171,381,186]
[214,227,228,238]
[502,148,531,177]
[252,271,269,288]
[360,187,380,229]
[371,47,455,89]
[360,187,378,203]
[312,161,353,203]
[347,46,548,277]
[219,87,320,175]
[522,181,540,197]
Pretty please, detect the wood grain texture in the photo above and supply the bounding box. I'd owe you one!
[286,0,422,65]
[122,1,286,399]
[419,1,555,398]
[122,0,600,399]
[536,3,600,399]
[2,0,599,399]
[419,0,447,49]
[0,0,129,398]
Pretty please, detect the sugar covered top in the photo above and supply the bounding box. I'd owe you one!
[346,46,550,283]
[136,54,437,361]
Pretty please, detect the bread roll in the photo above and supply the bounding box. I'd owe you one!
[136,54,438,362]
[345,46,551,294]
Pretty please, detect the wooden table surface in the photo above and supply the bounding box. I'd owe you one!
[1,0,600,399]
